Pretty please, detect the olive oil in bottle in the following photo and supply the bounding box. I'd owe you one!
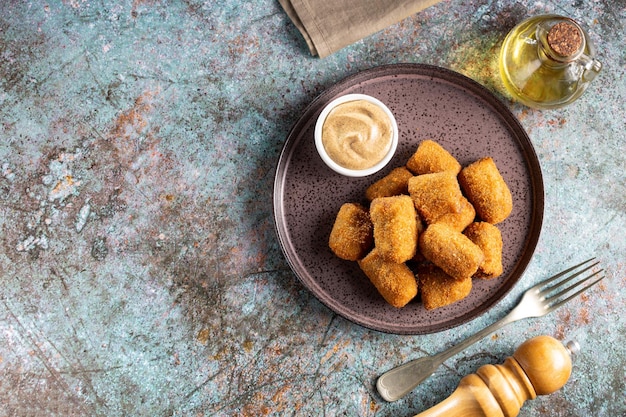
[499,15,601,109]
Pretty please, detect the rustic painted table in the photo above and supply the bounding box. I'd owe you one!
[1,1,624,416]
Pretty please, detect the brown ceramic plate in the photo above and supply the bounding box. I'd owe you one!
[273,64,543,335]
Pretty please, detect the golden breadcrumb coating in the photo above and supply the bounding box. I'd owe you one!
[328,140,512,311]
[406,139,462,175]
[458,157,513,224]
[329,203,373,261]
[419,223,484,281]
[358,248,418,308]
[370,195,418,263]
[365,167,414,201]
[434,196,476,232]
[464,221,503,279]
[418,264,472,310]
[408,171,464,224]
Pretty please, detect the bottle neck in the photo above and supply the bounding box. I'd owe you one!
[537,43,573,68]
[537,19,586,66]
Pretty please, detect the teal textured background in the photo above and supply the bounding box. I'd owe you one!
[1,1,624,416]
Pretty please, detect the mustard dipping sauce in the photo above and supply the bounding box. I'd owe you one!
[321,99,393,170]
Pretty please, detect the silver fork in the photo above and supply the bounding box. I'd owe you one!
[376,258,605,402]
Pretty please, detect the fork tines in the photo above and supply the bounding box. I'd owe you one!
[537,257,605,310]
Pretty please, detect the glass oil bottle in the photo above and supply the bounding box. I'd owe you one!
[499,15,602,109]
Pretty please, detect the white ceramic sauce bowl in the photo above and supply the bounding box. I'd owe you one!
[314,93,398,177]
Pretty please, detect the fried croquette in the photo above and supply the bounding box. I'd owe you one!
[458,157,513,224]
[365,167,414,201]
[328,203,373,261]
[358,248,418,308]
[408,171,464,224]
[464,222,503,279]
[406,139,462,175]
[419,223,484,281]
[370,195,418,263]
[418,264,472,310]
[434,196,476,232]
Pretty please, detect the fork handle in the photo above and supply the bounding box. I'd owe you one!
[433,306,525,363]
[377,307,524,402]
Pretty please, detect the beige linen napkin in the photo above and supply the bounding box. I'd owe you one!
[279,0,443,58]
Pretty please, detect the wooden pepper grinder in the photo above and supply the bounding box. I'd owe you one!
[413,335,578,417]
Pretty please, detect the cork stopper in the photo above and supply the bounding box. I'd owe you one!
[547,21,583,57]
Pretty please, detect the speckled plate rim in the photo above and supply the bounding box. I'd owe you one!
[273,63,544,335]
